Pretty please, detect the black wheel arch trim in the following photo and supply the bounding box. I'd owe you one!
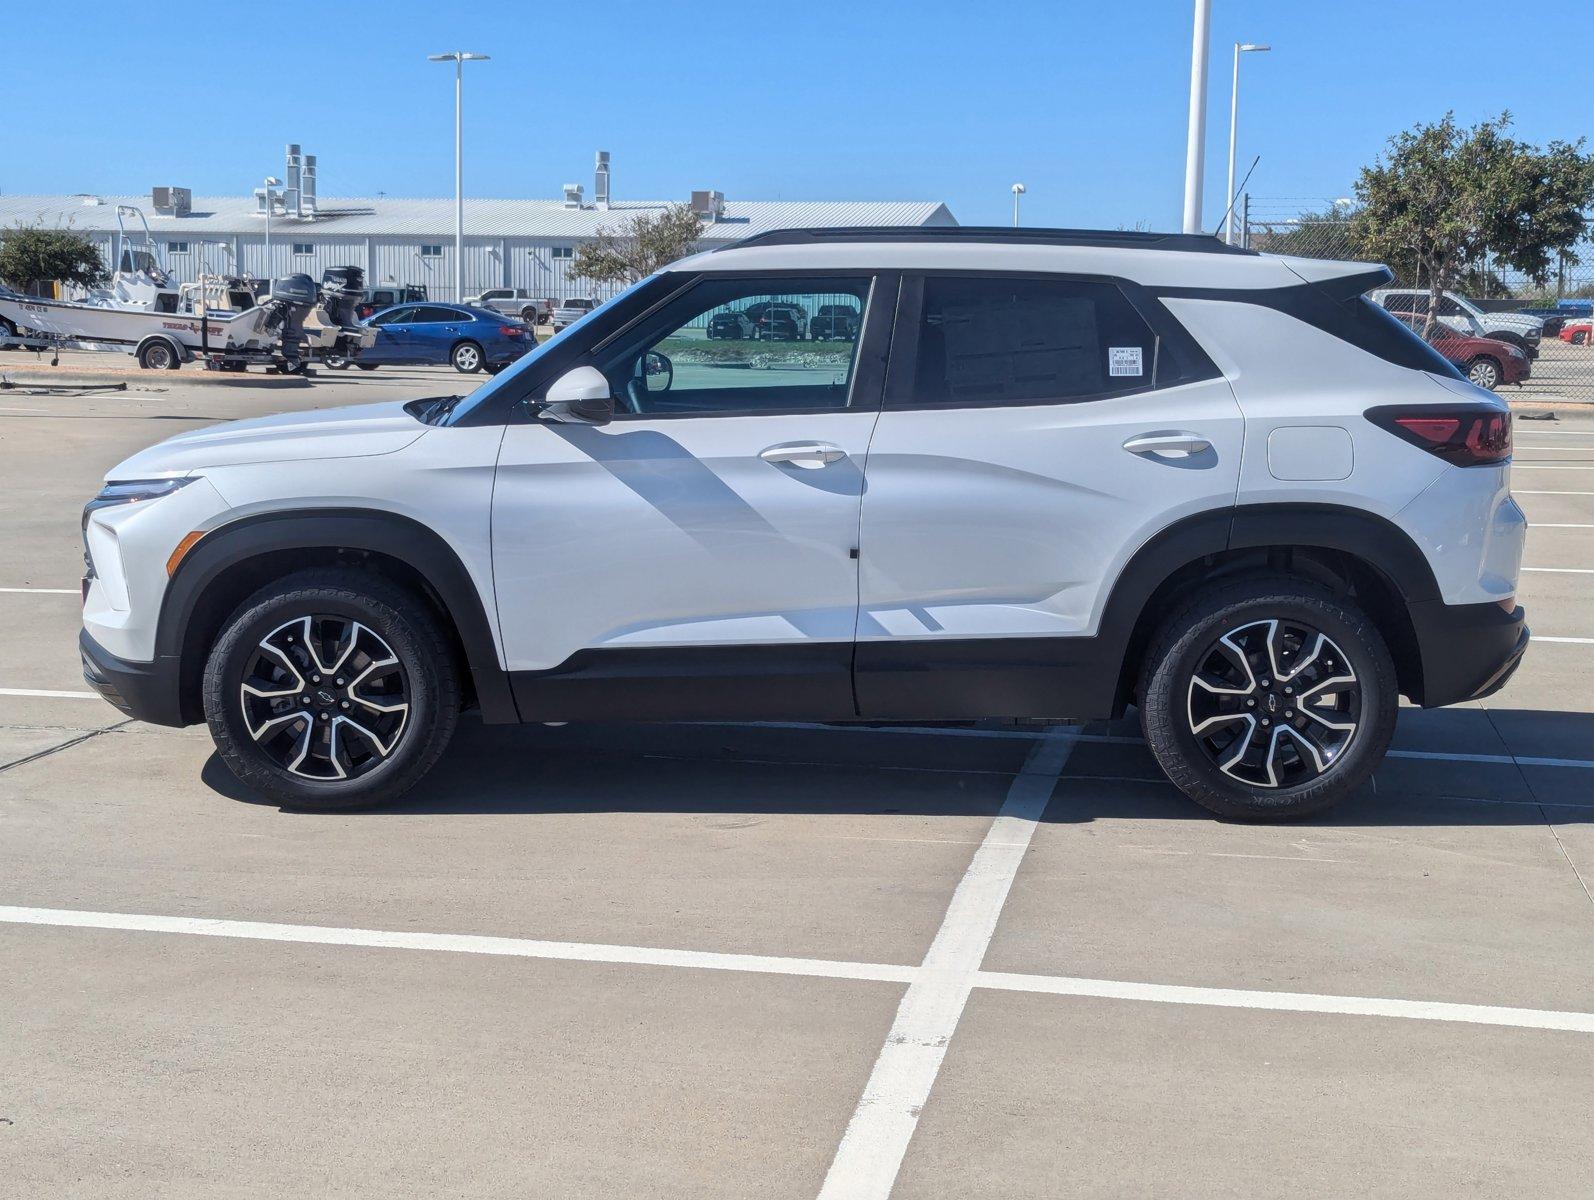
[159,508,517,724]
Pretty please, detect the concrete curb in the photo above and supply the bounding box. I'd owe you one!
[0,366,313,390]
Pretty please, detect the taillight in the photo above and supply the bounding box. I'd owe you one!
[500,325,524,337]
[1366,406,1512,466]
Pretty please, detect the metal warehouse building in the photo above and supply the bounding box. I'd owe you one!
[0,165,956,304]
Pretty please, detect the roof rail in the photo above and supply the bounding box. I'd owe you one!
[718,226,1258,255]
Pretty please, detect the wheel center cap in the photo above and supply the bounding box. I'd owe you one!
[1266,692,1280,714]
[316,688,337,706]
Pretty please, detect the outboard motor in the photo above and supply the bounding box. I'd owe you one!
[264,273,320,369]
[307,265,378,359]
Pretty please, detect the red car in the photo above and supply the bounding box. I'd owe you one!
[1400,318,1530,390]
[1560,318,1592,345]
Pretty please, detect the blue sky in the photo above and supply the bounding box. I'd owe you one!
[4,1,1591,229]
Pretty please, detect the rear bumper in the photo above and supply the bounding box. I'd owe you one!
[80,629,189,727]
[1408,599,1529,707]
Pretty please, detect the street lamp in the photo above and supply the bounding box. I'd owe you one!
[429,51,490,302]
[261,176,282,282]
[1223,42,1270,245]
[1181,0,1213,234]
[1011,183,1026,228]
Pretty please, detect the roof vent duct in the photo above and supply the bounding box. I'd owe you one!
[595,151,611,210]
[302,154,318,216]
[562,183,585,209]
[285,143,303,218]
[690,190,725,222]
[151,186,192,217]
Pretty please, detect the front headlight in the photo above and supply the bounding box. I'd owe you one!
[1507,346,1525,359]
[82,477,196,531]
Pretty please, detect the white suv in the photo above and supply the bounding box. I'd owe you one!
[80,227,1529,819]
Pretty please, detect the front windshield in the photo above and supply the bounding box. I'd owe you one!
[441,276,656,424]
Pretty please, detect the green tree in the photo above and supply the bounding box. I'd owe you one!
[1351,112,1594,333]
[568,204,703,287]
[0,223,106,292]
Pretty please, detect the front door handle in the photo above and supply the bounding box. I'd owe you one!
[760,442,847,470]
[1123,431,1212,458]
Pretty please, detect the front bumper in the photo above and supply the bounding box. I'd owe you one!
[80,628,189,727]
[1407,599,1529,707]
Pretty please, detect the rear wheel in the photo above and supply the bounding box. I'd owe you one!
[1466,356,1501,390]
[202,569,460,810]
[1572,330,1589,346]
[1139,576,1397,820]
[138,339,180,370]
[451,340,484,373]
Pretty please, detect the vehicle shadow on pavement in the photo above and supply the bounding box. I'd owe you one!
[199,709,1594,827]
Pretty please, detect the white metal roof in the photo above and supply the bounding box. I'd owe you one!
[0,195,956,240]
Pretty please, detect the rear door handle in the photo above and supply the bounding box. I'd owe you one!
[1123,431,1212,458]
[760,442,847,470]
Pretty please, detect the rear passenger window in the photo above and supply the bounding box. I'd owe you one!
[909,276,1163,407]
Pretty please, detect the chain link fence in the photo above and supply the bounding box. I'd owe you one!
[1242,198,1594,405]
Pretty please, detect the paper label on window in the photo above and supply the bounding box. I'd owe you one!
[1109,346,1144,377]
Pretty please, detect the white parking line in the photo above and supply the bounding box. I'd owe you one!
[816,730,1073,1200]
[1537,635,1594,644]
[1516,490,1594,496]
[0,905,918,985]
[3,900,1591,1041]
[1515,465,1594,471]
[1522,567,1594,574]
[972,972,1594,1034]
[0,587,79,594]
[0,687,99,699]
[1529,524,1594,529]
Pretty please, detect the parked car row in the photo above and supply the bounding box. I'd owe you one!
[1372,288,1544,358]
[704,301,862,341]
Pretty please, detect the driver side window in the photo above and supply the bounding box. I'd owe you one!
[595,276,872,416]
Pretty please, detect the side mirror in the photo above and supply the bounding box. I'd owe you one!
[643,350,673,393]
[537,365,614,425]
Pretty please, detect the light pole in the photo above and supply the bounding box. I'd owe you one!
[428,50,491,302]
[1223,42,1270,244]
[1181,0,1212,234]
[1011,183,1026,227]
[261,176,281,283]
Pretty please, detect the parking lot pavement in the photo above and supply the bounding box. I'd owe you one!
[2,926,900,1200]
[891,990,1593,1198]
[2,379,1593,1196]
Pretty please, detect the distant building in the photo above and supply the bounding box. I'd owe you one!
[0,150,956,302]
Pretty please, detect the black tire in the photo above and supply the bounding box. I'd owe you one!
[1465,356,1501,391]
[323,355,351,370]
[1138,575,1398,820]
[357,363,380,371]
[451,340,484,373]
[0,316,19,350]
[138,339,180,371]
[520,308,539,325]
[1573,330,1589,346]
[202,569,461,810]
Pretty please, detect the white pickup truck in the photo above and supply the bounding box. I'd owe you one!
[465,288,553,325]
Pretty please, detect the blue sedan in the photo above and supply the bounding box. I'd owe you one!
[337,303,535,374]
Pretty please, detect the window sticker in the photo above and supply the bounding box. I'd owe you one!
[1109,346,1144,377]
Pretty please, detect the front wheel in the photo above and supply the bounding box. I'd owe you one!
[1139,576,1397,820]
[202,569,460,809]
[1466,357,1502,391]
[138,340,180,370]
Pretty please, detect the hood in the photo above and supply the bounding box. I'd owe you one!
[106,399,429,479]
[1484,312,1543,332]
